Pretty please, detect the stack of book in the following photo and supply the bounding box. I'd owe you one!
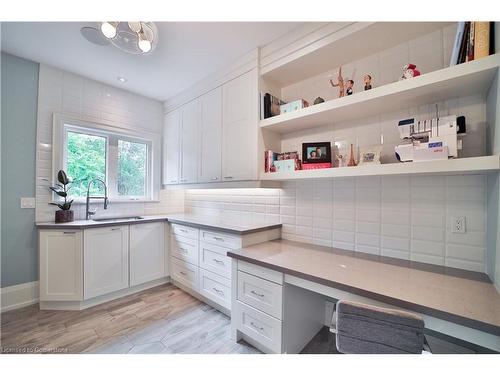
[260,92,286,120]
[450,22,494,66]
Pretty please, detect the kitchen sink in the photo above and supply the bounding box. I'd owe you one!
[92,216,144,222]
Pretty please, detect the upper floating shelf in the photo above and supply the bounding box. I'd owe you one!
[260,155,500,181]
[260,54,500,134]
[261,22,452,87]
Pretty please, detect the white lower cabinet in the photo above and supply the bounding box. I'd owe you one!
[84,225,129,299]
[39,229,83,301]
[199,268,231,309]
[130,222,166,287]
[171,257,199,290]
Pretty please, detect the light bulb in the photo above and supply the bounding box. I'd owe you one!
[101,22,117,39]
[138,39,152,53]
[128,22,142,33]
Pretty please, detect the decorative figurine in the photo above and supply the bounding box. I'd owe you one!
[314,97,325,105]
[347,144,357,167]
[364,74,372,90]
[399,64,421,80]
[330,66,345,98]
[345,79,354,95]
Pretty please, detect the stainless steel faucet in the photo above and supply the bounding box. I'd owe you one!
[86,178,108,220]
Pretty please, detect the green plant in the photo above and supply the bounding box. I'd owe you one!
[49,170,74,211]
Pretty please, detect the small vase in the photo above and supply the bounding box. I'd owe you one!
[347,144,357,167]
[55,210,74,223]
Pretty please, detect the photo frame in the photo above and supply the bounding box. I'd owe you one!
[302,142,332,164]
[358,145,382,165]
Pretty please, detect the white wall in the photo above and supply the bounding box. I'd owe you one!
[35,64,184,223]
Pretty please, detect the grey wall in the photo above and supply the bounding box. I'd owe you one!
[1,52,39,288]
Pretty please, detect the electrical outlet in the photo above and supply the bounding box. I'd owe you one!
[451,216,466,234]
[20,197,36,209]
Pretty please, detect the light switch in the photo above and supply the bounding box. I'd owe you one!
[20,197,36,209]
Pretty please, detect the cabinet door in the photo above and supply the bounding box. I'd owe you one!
[222,69,258,181]
[84,226,129,299]
[199,87,222,183]
[39,230,83,301]
[163,109,181,185]
[180,99,200,184]
[130,222,166,286]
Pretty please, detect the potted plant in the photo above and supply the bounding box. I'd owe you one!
[50,170,74,223]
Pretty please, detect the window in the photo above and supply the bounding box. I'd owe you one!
[54,116,158,202]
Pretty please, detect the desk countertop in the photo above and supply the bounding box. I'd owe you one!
[227,239,500,336]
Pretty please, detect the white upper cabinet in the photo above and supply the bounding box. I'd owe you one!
[84,225,129,299]
[222,69,258,181]
[198,87,223,183]
[180,99,200,184]
[130,222,166,287]
[163,109,181,185]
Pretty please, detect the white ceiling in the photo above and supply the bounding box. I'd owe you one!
[1,22,301,101]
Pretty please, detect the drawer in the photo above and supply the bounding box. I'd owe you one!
[171,235,199,266]
[235,301,282,353]
[171,257,198,291]
[199,241,231,278]
[237,271,282,319]
[238,260,283,285]
[199,269,231,310]
[200,230,241,249]
[171,223,199,240]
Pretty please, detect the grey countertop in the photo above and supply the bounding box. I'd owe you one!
[36,213,282,235]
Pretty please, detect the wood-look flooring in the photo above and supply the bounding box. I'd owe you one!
[0,283,260,354]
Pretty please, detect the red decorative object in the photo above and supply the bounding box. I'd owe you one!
[302,163,332,170]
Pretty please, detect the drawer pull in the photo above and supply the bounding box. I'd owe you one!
[179,271,187,276]
[251,290,265,298]
[250,321,264,331]
[179,228,188,233]
[213,259,224,265]
[63,231,75,234]
[212,287,224,295]
[213,236,224,241]
[178,247,188,253]
[110,227,120,231]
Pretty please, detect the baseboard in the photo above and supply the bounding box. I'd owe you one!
[0,281,39,313]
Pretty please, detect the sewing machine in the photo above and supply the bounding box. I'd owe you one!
[395,115,466,162]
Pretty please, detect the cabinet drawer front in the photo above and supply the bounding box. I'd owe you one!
[171,223,199,240]
[199,241,231,278]
[199,269,231,310]
[200,230,240,249]
[238,261,283,285]
[236,301,282,353]
[171,257,198,291]
[237,271,282,319]
[171,236,199,266]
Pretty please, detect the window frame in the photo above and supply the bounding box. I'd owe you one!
[52,114,160,203]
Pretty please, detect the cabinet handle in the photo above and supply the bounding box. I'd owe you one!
[169,180,177,183]
[213,259,224,265]
[213,236,224,242]
[180,271,187,276]
[250,321,264,331]
[211,176,219,181]
[224,176,233,179]
[178,247,188,253]
[110,227,120,231]
[212,287,224,295]
[63,231,76,235]
[179,228,188,233]
[251,290,265,298]
[180,179,187,182]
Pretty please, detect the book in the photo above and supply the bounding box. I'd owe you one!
[450,22,466,66]
[474,22,491,60]
[466,22,475,62]
[457,22,470,64]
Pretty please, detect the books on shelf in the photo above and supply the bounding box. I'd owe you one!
[259,92,286,120]
[450,22,493,67]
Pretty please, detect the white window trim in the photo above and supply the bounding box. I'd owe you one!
[52,114,161,203]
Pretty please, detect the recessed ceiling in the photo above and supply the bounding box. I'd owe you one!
[0,22,302,101]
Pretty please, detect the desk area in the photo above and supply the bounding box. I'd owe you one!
[228,239,500,353]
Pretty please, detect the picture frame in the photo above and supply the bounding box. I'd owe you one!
[358,145,382,165]
[302,142,332,164]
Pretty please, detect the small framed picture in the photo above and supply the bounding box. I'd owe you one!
[358,145,382,165]
[302,142,331,164]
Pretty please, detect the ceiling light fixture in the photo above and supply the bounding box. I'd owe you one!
[99,21,158,55]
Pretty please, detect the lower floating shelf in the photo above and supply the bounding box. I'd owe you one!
[260,155,500,181]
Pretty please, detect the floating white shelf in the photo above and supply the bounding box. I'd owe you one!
[260,55,500,134]
[260,156,500,181]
